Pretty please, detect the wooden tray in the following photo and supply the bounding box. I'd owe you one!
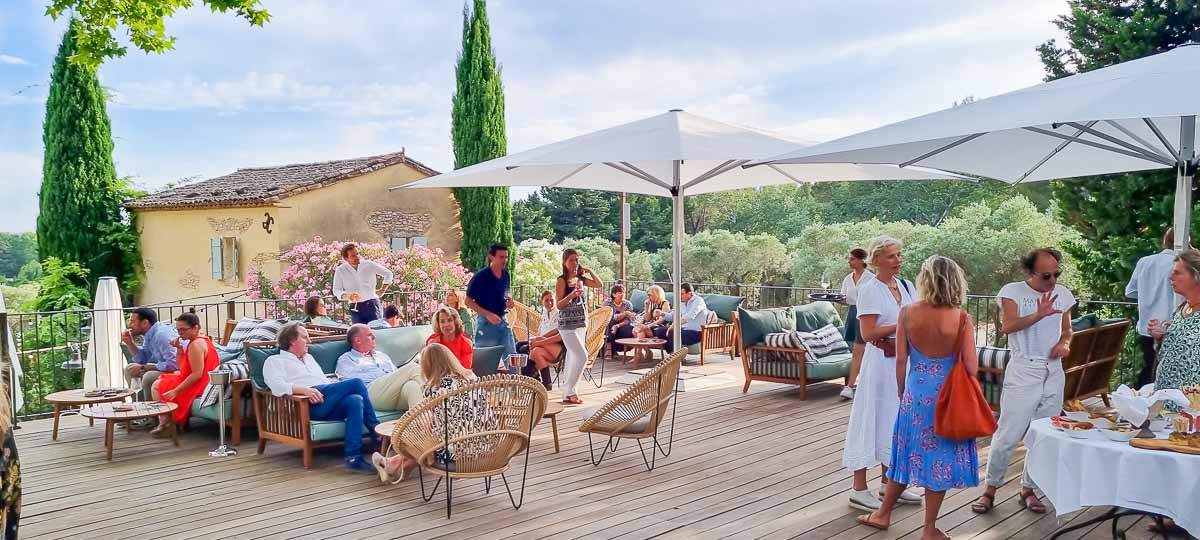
[1130,437,1200,455]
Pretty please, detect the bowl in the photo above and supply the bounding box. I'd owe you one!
[1099,426,1138,442]
[1065,428,1095,439]
[1064,412,1091,422]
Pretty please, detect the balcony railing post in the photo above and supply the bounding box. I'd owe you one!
[0,312,12,428]
[226,300,236,322]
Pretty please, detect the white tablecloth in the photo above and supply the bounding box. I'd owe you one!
[1024,418,1200,534]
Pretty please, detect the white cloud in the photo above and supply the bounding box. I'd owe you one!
[0,54,27,65]
[0,151,41,233]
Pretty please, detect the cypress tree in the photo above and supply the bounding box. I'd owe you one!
[451,0,515,271]
[38,20,130,289]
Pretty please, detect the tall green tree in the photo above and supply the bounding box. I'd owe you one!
[1037,0,1200,299]
[0,233,37,279]
[512,194,554,242]
[38,20,141,295]
[451,0,514,271]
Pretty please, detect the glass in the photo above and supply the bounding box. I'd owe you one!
[820,271,832,290]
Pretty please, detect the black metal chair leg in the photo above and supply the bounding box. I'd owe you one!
[445,474,453,519]
[587,432,616,466]
[485,476,492,494]
[418,467,442,502]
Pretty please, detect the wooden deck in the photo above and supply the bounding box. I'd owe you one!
[16,355,1186,540]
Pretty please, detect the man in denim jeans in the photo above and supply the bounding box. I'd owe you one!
[465,244,517,371]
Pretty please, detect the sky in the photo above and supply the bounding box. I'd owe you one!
[0,0,1069,233]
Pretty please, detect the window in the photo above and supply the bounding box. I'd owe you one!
[389,236,427,252]
[210,237,240,285]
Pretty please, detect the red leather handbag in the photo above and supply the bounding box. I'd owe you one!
[934,311,997,441]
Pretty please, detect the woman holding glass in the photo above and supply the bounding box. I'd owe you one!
[556,248,603,405]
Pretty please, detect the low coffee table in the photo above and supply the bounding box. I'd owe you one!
[615,338,667,368]
[375,421,398,456]
[45,388,137,441]
[81,401,178,460]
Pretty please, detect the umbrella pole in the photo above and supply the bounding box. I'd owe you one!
[671,160,683,354]
[1175,116,1195,251]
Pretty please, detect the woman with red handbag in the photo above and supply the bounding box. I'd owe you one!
[856,256,986,540]
[843,237,922,512]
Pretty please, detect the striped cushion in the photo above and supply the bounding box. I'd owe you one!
[198,359,251,408]
[796,325,851,360]
[223,318,263,350]
[977,346,1010,406]
[763,332,803,363]
[749,359,803,379]
[246,319,285,344]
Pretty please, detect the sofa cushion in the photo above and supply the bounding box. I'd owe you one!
[796,325,851,360]
[245,346,277,390]
[310,410,406,441]
[977,346,1011,406]
[375,325,432,367]
[748,358,803,379]
[197,359,251,408]
[701,294,745,323]
[793,302,843,334]
[629,289,649,313]
[191,396,252,421]
[308,339,352,374]
[737,307,796,351]
[224,317,263,350]
[1071,314,1099,332]
[806,353,852,379]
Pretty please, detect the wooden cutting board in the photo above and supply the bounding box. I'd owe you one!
[1130,437,1200,455]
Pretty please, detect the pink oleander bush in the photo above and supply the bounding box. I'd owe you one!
[246,236,471,325]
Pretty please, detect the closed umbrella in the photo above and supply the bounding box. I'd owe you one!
[84,277,126,389]
[754,43,1200,250]
[396,109,956,350]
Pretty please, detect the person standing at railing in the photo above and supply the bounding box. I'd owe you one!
[973,248,1074,516]
[121,307,179,401]
[332,243,394,326]
[465,245,518,372]
[1126,227,1183,388]
[838,248,875,401]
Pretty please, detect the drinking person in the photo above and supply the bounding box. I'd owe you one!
[556,248,603,405]
[121,307,179,401]
[1126,227,1183,388]
[150,313,219,437]
[333,243,394,325]
[839,248,875,400]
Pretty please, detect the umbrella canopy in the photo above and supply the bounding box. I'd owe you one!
[398,110,955,350]
[755,43,1200,250]
[0,289,23,413]
[84,277,126,389]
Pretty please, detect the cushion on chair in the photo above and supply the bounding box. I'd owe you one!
[629,289,649,313]
[701,294,745,323]
[793,302,843,334]
[1071,314,1099,332]
[737,307,797,351]
[472,346,506,377]
[197,359,251,408]
[245,346,278,390]
[374,325,432,367]
[246,319,286,343]
[224,318,263,350]
[748,358,804,379]
[977,346,1011,405]
[806,354,852,379]
[191,396,252,421]
[309,410,406,441]
[580,406,652,434]
[308,339,352,374]
[796,325,851,360]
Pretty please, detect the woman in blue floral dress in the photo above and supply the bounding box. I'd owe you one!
[858,256,978,540]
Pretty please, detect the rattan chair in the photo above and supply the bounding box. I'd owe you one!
[390,375,548,519]
[579,349,683,471]
[581,306,614,387]
[505,301,543,342]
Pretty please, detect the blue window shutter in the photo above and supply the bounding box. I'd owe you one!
[210,238,223,279]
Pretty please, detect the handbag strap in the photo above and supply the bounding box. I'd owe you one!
[952,310,968,363]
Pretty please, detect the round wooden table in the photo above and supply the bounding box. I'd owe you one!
[45,388,137,441]
[615,338,667,368]
[375,420,398,456]
[81,401,178,460]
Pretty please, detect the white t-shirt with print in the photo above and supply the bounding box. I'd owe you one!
[996,281,1076,361]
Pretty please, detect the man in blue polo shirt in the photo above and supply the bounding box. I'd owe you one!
[466,244,517,372]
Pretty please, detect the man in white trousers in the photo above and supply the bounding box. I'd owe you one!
[973,248,1074,516]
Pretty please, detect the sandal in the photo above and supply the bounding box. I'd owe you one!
[370,452,403,485]
[1147,519,1185,535]
[562,395,584,405]
[856,514,888,531]
[1017,491,1046,514]
[971,493,994,514]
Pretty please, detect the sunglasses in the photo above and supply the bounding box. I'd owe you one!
[1039,271,1063,280]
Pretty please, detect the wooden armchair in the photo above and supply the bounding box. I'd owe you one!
[698,313,738,365]
[1062,319,1131,407]
[391,375,548,519]
[579,349,684,471]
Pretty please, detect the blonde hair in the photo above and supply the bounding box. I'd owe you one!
[916,255,967,308]
[867,236,904,270]
[647,285,666,304]
[420,343,473,390]
[444,289,465,310]
[432,306,465,339]
[1178,249,1200,285]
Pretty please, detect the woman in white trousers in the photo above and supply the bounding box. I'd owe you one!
[556,248,602,405]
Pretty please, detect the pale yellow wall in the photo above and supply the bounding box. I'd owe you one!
[279,162,462,256]
[134,207,280,306]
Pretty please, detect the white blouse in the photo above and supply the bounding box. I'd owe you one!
[840,270,876,306]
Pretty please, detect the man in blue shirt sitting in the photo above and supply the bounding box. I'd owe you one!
[466,244,517,372]
[655,283,709,353]
[122,307,179,400]
[335,324,424,412]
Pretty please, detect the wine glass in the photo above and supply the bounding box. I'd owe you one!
[820,271,832,291]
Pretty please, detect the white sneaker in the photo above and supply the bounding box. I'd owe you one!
[848,489,881,511]
[840,386,855,400]
[880,484,923,505]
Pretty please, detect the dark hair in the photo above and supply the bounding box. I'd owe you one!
[1164,227,1175,250]
[303,295,323,317]
[346,323,370,345]
[488,244,508,257]
[383,305,400,319]
[1020,248,1063,272]
[610,284,625,296]
[560,248,581,283]
[174,312,200,328]
[277,322,305,351]
[680,282,694,294]
[130,307,158,325]
[540,290,554,302]
[340,243,358,259]
[850,248,868,261]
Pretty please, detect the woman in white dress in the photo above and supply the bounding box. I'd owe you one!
[838,247,874,400]
[844,237,922,511]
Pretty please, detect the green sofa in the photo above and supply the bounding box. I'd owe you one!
[627,289,745,363]
[245,324,432,468]
[733,302,851,400]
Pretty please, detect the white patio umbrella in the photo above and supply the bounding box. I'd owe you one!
[84,277,126,389]
[0,288,23,413]
[396,110,957,350]
[754,43,1200,251]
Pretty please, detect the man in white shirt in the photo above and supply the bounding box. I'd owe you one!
[335,324,424,412]
[1126,227,1183,388]
[654,283,710,353]
[975,248,1075,515]
[263,323,381,473]
[333,243,395,325]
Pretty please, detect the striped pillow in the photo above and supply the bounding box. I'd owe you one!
[763,332,803,363]
[223,317,263,350]
[198,359,251,408]
[245,319,285,344]
[795,324,850,361]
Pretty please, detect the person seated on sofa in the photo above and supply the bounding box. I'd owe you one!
[605,284,637,354]
[516,291,561,389]
[426,306,474,369]
[632,285,671,362]
[654,283,709,353]
[264,322,381,473]
[371,343,491,484]
[367,304,403,329]
[336,324,425,413]
[121,307,179,401]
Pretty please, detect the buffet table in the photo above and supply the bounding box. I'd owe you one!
[1024,417,1199,538]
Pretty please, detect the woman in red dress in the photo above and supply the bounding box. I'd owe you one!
[425,306,474,370]
[151,312,219,436]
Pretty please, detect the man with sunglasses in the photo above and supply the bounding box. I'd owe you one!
[974,248,1075,516]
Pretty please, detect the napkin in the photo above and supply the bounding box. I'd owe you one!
[1110,384,1189,426]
